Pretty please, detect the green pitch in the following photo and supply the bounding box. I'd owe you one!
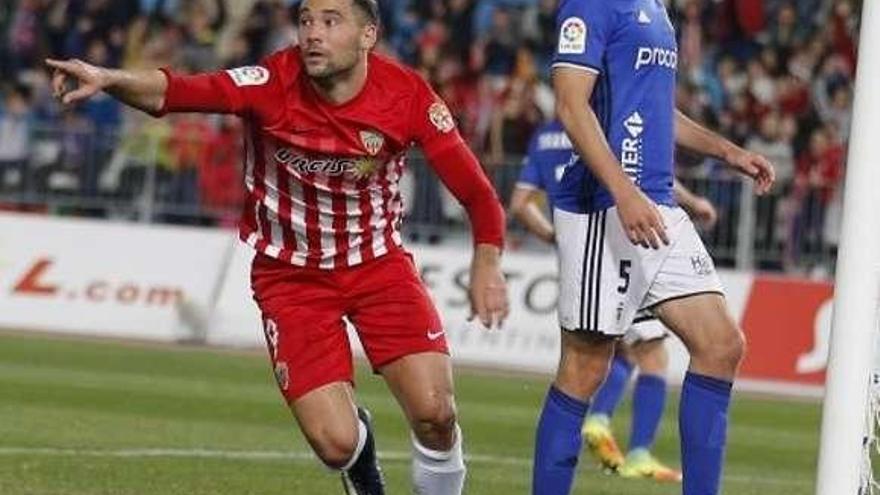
[0,332,819,494]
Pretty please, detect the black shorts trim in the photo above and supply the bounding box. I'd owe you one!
[643,290,725,311]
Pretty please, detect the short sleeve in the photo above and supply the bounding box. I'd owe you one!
[552,0,615,75]
[517,134,545,190]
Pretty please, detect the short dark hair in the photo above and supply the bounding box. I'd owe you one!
[351,0,379,25]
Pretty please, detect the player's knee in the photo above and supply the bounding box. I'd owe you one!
[558,333,615,391]
[310,427,359,469]
[414,400,457,433]
[410,395,457,445]
[637,343,668,375]
[708,327,745,372]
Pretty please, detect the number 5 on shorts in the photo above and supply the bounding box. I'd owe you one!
[618,260,632,294]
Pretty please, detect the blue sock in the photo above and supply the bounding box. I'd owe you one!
[629,373,667,452]
[589,355,633,418]
[680,372,733,495]
[532,385,590,495]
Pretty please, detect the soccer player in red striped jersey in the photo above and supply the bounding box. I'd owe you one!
[47,1,508,493]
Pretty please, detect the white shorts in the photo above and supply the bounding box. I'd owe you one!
[624,312,668,345]
[555,205,724,337]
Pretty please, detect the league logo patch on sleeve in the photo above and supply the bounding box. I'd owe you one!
[428,102,455,133]
[226,66,270,87]
[558,17,587,54]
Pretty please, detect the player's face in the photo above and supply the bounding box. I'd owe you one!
[298,0,376,81]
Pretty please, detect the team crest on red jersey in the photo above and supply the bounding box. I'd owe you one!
[428,102,455,133]
[359,130,384,156]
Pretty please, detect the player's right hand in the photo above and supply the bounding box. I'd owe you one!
[46,58,108,106]
[615,185,669,249]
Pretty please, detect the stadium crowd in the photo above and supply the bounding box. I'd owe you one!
[0,0,861,275]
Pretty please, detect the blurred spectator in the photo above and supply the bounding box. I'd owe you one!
[35,107,94,196]
[161,113,213,223]
[787,126,845,271]
[0,84,34,192]
[7,0,41,73]
[81,39,122,135]
[488,46,547,168]
[0,0,860,274]
[198,115,243,226]
[178,0,227,72]
[678,0,705,78]
[746,112,794,188]
[0,2,15,79]
[473,6,518,78]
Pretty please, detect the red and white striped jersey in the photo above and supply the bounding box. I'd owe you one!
[161,47,499,270]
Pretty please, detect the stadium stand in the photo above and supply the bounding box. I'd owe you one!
[0,0,860,276]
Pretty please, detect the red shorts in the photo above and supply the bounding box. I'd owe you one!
[250,249,448,402]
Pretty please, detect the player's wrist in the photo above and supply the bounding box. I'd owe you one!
[719,141,741,164]
[100,67,122,91]
[608,177,639,203]
[473,243,502,263]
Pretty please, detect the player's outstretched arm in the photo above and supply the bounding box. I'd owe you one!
[46,58,167,114]
[674,110,776,195]
[673,179,718,229]
[509,186,555,244]
[553,67,668,249]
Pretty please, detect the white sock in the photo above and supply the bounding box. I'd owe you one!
[411,424,466,495]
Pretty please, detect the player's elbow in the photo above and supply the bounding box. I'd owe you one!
[508,188,531,217]
[555,95,584,131]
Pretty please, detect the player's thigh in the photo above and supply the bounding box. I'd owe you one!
[347,251,448,372]
[653,292,743,375]
[251,253,354,403]
[380,351,456,429]
[640,208,725,315]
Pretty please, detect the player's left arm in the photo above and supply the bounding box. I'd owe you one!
[510,185,556,244]
[425,139,509,329]
[510,137,555,244]
[411,85,509,329]
[673,179,717,229]
[674,110,776,195]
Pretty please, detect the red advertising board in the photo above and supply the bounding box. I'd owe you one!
[739,276,834,386]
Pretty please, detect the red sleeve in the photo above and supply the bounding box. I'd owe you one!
[153,65,273,117]
[407,75,504,248]
[424,134,506,249]
[408,75,466,156]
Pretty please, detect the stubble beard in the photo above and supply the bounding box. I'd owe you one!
[307,51,359,89]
